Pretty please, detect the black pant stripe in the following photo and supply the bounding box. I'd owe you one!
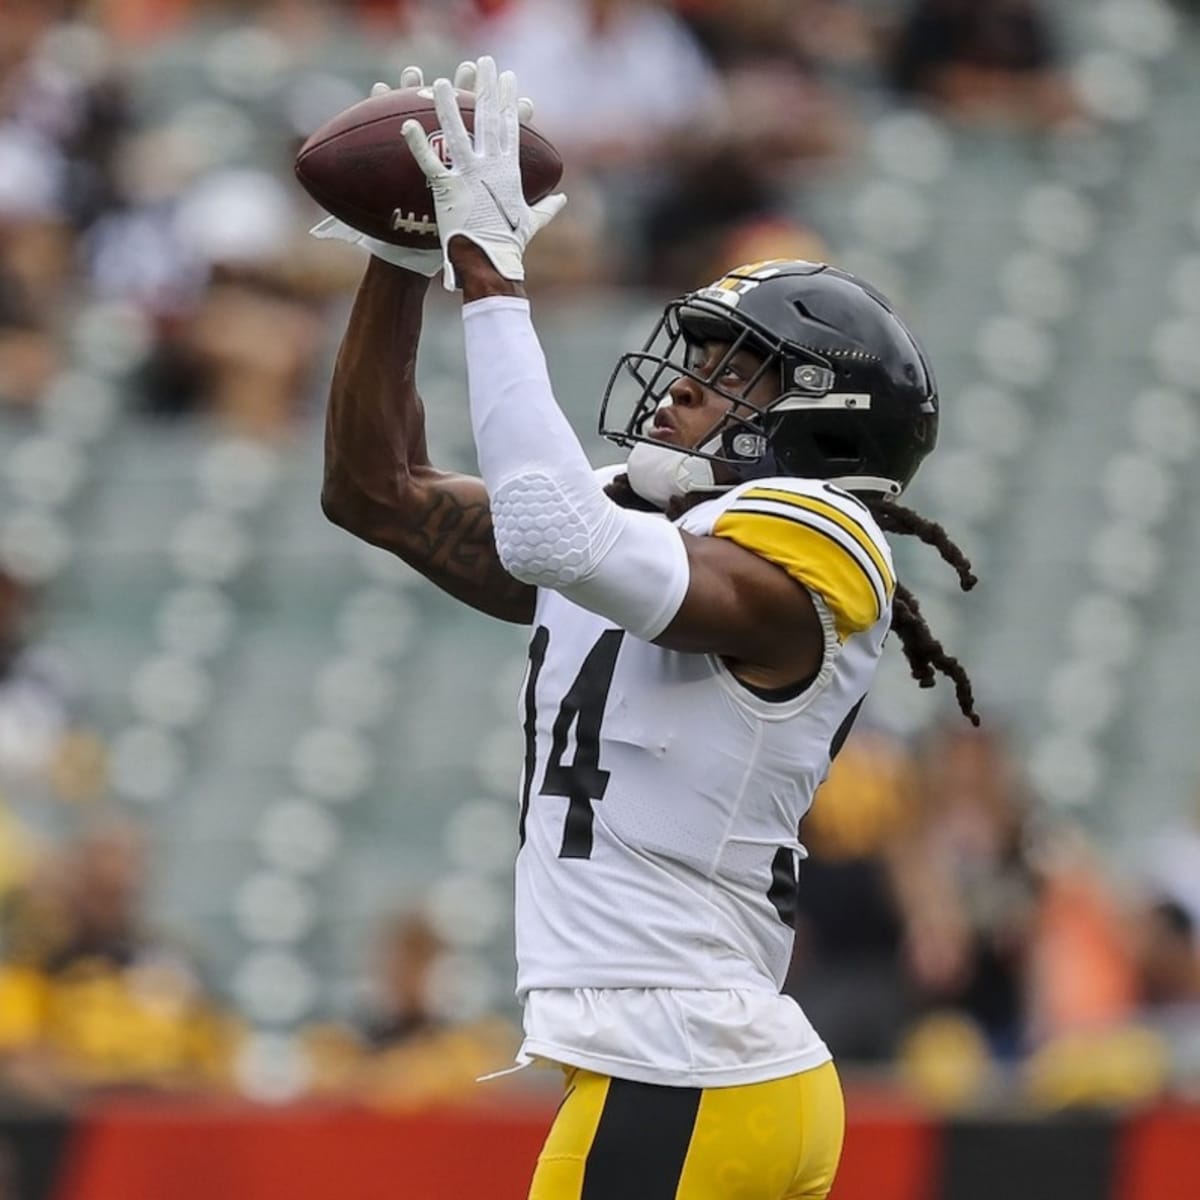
[581,1078,702,1200]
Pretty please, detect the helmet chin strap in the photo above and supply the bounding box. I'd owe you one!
[625,438,724,509]
[625,446,904,509]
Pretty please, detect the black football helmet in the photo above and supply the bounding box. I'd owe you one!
[599,260,939,497]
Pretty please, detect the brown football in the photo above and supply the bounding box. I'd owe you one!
[294,87,564,249]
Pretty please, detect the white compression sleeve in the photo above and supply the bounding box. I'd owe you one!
[462,296,690,641]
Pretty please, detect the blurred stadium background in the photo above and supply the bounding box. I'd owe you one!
[0,1,1199,1197]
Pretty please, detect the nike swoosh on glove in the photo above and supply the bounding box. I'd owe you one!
[400,55,567,290]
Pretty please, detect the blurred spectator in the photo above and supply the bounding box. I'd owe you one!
[1135,898,1200,1010]
[521,174,615,291]
[95,0,196,47]
[0,121,67,413]
[0,220,61,413]
[475,0,723,170]
[0,0,130,232]
[885,0,1082,131]
[0,797,38,917]
[86,164,327,436]
[84,0,384,436]
[0,566,93,797]
[671,0,864,157]
[0,818,236,1097]
[785,727,921,1063]
[637,154,832,291]
[898,721,1042,1058]
[1017,835,1165,1109]
[629,2,857,289]
[359,909,447,1049]
[1025,822,1137,1044]
[1129,894,1200,1085]
[303,907,518,1110]
[467,0,730,286]
[0,833,70,968]
[897,1008,994,1109]
[675,0,876,73]
[41,819,156,973]
[0,2,131,409]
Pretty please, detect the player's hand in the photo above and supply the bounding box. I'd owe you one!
[452,60,536,124]
[307,67,442,275]
[401,56,567,290]
[307,63,536,277]
[309,214,444,276]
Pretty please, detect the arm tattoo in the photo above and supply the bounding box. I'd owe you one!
[323,264,533,623]
[377,485,534,623]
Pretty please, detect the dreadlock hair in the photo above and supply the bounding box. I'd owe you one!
[606,472,981,724]
[864,498,981,727]
[603,472,662,513]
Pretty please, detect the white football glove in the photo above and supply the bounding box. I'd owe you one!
[309,62,538,278]
[400,56,567,290]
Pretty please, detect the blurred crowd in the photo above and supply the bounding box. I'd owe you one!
[0,0,1093,436]
[0,0,1197,1113]
[3,677,1198,1111]
[787,721,1200,1109]
[0,806,515,1105]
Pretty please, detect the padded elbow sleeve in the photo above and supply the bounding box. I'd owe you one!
[492,471,689,641]
[492,471,622,589]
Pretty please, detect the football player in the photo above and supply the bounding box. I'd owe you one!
[319,57,976,1200]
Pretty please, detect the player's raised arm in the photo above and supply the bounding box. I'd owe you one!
[316,65,536,625]
[320,260,535,624]
[403,59,823,684]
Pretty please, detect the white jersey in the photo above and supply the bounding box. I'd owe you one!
[513,473,896,1087]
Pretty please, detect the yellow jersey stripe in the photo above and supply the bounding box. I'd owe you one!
[738,487,896,595]
[728,496,890,616]
[714,507,882,639]
[725,501,886,611]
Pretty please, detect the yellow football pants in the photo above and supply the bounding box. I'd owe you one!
[528,1061,844,1200]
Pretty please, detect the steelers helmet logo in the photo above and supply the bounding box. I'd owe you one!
[707,259,803,302]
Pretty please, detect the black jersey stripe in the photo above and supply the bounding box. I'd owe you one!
[581,1077,701,1200]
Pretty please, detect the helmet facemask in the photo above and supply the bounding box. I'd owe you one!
[600,294,863,506]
